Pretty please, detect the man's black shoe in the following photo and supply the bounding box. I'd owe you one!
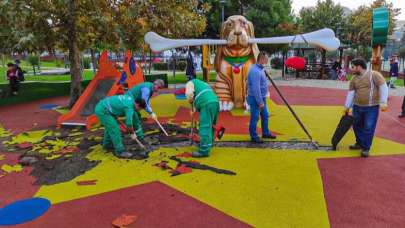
[263,134,277,139]
[361,150,369,158]
[398,114,405,118]
[349,143,362,150]
[251,138,264,144]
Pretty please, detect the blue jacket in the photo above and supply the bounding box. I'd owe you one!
[247,64,269,105]
[390,62,398,77]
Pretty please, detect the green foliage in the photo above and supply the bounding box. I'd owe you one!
[203,0,295,53]
[271,57,284,69]
[153,61,187,71]
[55,61,63,68]
[343,47,372,60]
[82,57,91,69]
[326,51,338,59]
[176,61,187,71]
[115,0,209,50]
[153,62,169,71]
[27,55,39,66]
[345,0,400,47]
[298,0,346,34]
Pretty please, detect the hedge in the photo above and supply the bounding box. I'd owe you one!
[153,60,187,71]
[0,80,91,106]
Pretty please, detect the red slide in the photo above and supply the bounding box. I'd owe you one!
[57,51,145,129]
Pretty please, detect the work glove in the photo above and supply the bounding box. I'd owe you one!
[380,103,388,112]
[130,133,138,140]
[150,112,157,121]
[127,127,134,134]
[342,108,350,115]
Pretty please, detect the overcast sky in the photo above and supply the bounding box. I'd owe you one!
[292,0,405,20]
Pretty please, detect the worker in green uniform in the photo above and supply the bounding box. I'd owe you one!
[95,94,146,158]
[126,79,165,138]
[185,79,220,157]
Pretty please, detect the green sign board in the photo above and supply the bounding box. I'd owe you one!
[372,7,389,46]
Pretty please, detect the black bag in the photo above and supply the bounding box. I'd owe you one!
[331,114,354,150]
[16,66,25,82]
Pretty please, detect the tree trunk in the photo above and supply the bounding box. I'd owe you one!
[67,0,82,108]
[90,49,97,73]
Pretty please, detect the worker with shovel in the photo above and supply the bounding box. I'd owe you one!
[185,79,220,158]
[95,94,147,158]
[126,79,165,137]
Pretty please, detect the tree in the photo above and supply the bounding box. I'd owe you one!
[346,0,400,47]
[298,0,346,34]
[203,0,296,53]
[245,0,296,53]
[0,0,119,106]
[113,0,209,50]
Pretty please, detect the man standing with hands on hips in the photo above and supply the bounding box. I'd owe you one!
[247,51,276,143]
[343,58,388,157]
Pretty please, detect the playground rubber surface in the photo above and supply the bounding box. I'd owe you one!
[1,86,405,227]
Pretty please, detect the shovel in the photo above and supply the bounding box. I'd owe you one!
[153,118,169,136]
[117,119,146,149]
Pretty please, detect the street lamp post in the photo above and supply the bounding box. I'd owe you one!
[220,0,226,23]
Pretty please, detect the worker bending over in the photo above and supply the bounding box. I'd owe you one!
[95,94,146,158]
[185,79,220,158]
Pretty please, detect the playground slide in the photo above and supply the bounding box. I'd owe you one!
[57,51,145,129]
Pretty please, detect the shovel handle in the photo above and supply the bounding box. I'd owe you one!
[154,119,169,136]
[133,136,146,149]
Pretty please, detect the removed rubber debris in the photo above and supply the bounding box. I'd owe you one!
[154,161,173,170]
[29,153,100,185]
[170,156,236,175]
[175,152,192,158]
[112,214,138,227]
[19,156,39,166]
[76,179,97,186]
[17,142,33,149]
[171,164,193,176]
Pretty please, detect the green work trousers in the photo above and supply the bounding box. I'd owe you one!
[198,102,219,155]
[95,103,125,154]
[133,111,144,139]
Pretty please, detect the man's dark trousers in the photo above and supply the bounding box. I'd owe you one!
[247,96,270,140]
[352,105,379,150]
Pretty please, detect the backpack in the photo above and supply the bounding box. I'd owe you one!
[16,66,25,81]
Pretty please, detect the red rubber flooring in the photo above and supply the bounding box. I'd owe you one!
[17,181,250,228]
[318,155,405,228]
[0,153,39,208]
[0,96,69,134]
[270,86,346,106]
[375,96,405,145]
